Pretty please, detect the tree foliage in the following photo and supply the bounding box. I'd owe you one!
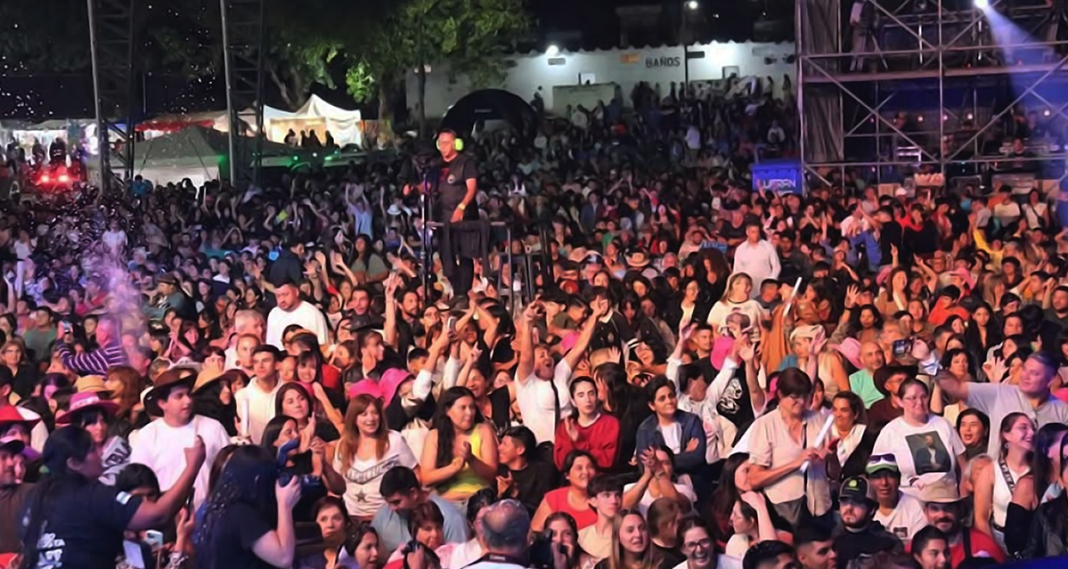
[343,0,531,126]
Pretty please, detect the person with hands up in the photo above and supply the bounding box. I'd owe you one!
[515,297,603,449]
[18,427,207,569]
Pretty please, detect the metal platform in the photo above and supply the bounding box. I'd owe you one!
[797,0,1068,186]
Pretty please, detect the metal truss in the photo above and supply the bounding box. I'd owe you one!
[220,0,266,189]
[87,0,137,190]
[797,0,1068,186]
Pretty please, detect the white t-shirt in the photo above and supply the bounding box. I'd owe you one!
[102,229,127,251]
[265,301,329,349]
[234,377,282,445]
[333,431,418,518]
[128,415,232,507]
[514,360,573,445]
[874,491,928,544]
[872,415,965,490]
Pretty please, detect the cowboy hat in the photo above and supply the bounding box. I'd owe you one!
[144,367,197,415]
[567,247,589,264]
[55,392,119,425]
[74,375,110,395]
[0,406,39,429]
[919,479,965,504]
[626,251,651,269]
[193,368,225,393]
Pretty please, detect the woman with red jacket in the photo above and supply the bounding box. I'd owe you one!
[554,376,620,471]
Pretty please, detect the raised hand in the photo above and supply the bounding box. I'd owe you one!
[184,436,206,469]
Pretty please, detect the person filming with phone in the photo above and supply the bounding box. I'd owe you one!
[54,316,128,376]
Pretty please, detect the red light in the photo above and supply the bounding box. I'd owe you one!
[58,174,69,183]
[41,174,50,183]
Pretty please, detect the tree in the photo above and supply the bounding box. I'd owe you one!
[344,0,530,132]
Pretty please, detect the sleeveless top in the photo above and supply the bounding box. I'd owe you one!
[992,461,1026,528]
[438,427,487,498]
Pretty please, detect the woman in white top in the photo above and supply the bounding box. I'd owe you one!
[872,379,966,493]
[973,412,1036,550]
[333,393,419,520]
[706,273,766,338]
[724,492,778,560]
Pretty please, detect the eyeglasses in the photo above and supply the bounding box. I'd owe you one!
[683,538,712,550]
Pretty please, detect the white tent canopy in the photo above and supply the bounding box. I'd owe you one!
[260,94,364,148]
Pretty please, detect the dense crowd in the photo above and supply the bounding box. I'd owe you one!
[0,75,1067,569]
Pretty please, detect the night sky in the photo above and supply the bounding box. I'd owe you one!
[0,0,792,121]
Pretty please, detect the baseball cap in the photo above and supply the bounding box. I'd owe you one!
[839,476,875,504]
[865,454,900,476]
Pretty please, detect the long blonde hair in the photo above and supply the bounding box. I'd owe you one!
[608,511,662,569]
[337,394,389,470]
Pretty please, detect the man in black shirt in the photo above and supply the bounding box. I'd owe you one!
[435,130,479,296]
[0,436,33,557]
[832,477,902,568]
[496,426,553,514]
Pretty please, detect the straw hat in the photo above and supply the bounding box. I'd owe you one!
[74,376,110,395]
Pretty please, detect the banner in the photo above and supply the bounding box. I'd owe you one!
[751,159,803,194]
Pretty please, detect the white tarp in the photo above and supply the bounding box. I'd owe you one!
[263,94,363,147]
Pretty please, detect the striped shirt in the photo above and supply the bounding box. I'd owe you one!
[56,342,128,376]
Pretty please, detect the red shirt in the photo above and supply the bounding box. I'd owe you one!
[543,488,597,530]
[553,412,620,472]
[321,364,341,391]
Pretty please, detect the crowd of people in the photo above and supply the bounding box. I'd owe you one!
[0,74,1067,569]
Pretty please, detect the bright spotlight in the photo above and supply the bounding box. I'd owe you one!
[546,44,560,57]
[1044,109,1052,117]
[686,0,700,10]
[966,112,974,120]
[974,0,989,9]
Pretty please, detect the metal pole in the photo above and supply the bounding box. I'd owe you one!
[937,0,944,177]
[219,0,237,184]
[87,0,108,189]
[796,0,805,189]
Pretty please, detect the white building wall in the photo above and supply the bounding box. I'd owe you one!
[407,42,796,119]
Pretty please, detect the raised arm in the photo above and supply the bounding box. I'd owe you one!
[515,304,540,382]
[563,300,607,372]
[383,275,399,349]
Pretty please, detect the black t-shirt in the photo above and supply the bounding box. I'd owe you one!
[21,480,142,568]
[196,503,274,569]
[507,461,556,514]
[436,153,478,220]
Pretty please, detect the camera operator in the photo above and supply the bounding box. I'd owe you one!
[18,426,205,568]
[193,444,303,569]
[455,499,568,569]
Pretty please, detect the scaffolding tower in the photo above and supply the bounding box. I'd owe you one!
[797,0,1068,188]
[87,0,138,189]
[220,0,267,189]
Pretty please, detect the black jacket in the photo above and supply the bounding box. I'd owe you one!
[833,521,903,569]
[1024,493,1067,559]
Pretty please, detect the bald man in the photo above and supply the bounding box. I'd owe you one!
[848,341,887,408]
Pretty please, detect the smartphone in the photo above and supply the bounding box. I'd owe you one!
[144,530,164,551]
[446,316,456,332]
[892,338,911,358]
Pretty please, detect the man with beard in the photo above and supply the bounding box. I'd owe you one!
[917,480,1005,566]
[832,477,902,568]
[129,368,232,508]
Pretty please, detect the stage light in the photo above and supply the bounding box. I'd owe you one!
[918,115,925,122]
[966,112,974,120]
[546,45,560,57]
[686,0,700,10]
[975,0,989,8]
[1045,109,1052,116]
